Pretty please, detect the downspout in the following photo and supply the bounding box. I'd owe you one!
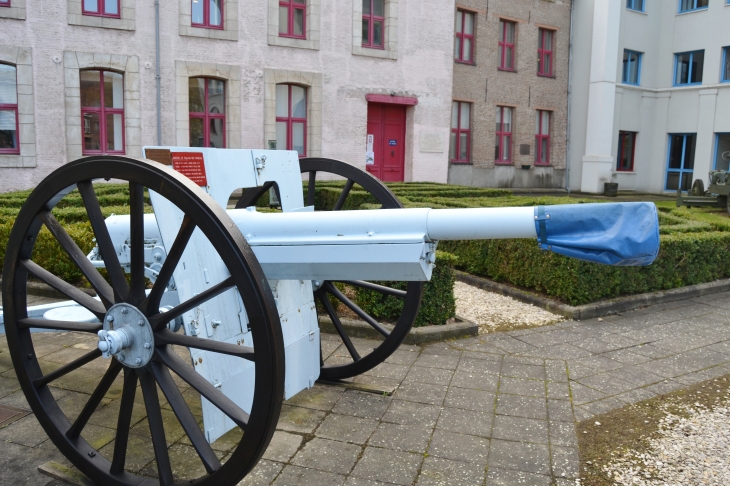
[155,0,162,145]
[565,0,575,195]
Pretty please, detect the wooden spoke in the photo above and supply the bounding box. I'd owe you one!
[129,183,147,305]
[307,171,317,206]
[317,293,361,362]
[155,329,254,361]
[138,369,174,486]
[151,361,221,474]
[333,179,355,211]
[77,181,130,303]
[66,359,122,438]
[336,280,407,298]
[148,277,235,330]
[19,318,102,333]
[20,260,106,320]
[34,349,102,389]
[38,211,114,308]
[155,347,249,429]
[325,282,390,338]
[142,215,196,316]
[110,369,138,475]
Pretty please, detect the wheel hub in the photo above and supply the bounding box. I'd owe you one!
[97,303,154,368]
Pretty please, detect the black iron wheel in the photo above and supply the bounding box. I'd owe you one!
[691,179,705,197]
[236,157,424,380]
[2,156,284,486]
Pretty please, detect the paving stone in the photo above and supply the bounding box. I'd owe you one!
[0,441,69,486]
[496,394,547,420]
[547,381,571,400]
[500,362,545,380]
[416,455,486,485]
[392,382,447,406]
[549,421,577,448]
[262,431,304,463]
[503,355,545,366]
[574,375,632,398]
[547,399,575,423]
[491,415,549,444]
[487,439,551,475]
[444,387,496,412]
[0,414,53,448]
[350,447,422,485]
[403,366,454,386]
[315,413,379,445]
[277,404,326,434]
[285,384,344,412]
[599,348,651,366]
[436,407,494,438]
[612,387,656,405]
[363,362,411,381]
[545,361,569,383]
[413,353,459,370]
[421,344,462,356]
[449,370,499,391]
[273,464,345,486]
[525,343,594,360]
[489,337,539,355]
[457,357,502,375]
[332,390,391,420]
[551,446,580,479]
[381,399,442,428]
[579,397,628,416]
[238,459,284,485]
[498,377,546,397]
[461,350,503,361]
[427,429,489,464]
[486,467,552,485]
[343,478,391,486]
[290,437,361,475]
[367,423,431,453]
[572,405,595,421]
[384,349,420,366]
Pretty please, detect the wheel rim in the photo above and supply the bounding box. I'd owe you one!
[2,156,284,486]
[236,157,424,380]
[691,179,705,197]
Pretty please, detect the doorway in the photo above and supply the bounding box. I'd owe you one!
[366,103,406,182]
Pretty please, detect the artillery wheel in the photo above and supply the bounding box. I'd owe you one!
[691,179,705,197]
[236,157,424,380]
[2,156,284,486]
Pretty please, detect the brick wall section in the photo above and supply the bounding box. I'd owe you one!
[452,0,571,171]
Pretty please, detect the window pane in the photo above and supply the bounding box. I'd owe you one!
[676,53,690,84]
[668,136,684,169]
[543,53,551,74]
[209,0,222,26]
[541,138,548,163]
[542,111,550,134]
[362,0,370,15]
[723,49,730,81]
[106,113,123,151]
[690,51,704,84]
[80,71,101,108]
[190,117,204,147]
[0,110,18,150]
[535,112,540,135]
[503,108,512,132]
[697,0,708,8]
[276,121,287,150]
[506,22,514,43]
[279,6,288,34]
[362,19,369,44]
[464,12,473,35]
[459,133,468,160]
[455,11,462,33]
[208,79,225,113]
[84,0,99,12]
[0,64,17,105]
[502,136,511,160]
[373,0,384,17]
[714,134,730,171]
[499,20,505,40]
[666,172,679,191]
[506,47,513,69]
[449,132,456,160]
[498,45,503,68]
[192,0,203,24]
[451,103,458,129]
[291,85,306,118]
[373,20,383,46]
[209,118,225,148]
[294,8,304,36]
[83,112,101,151]
[681,172,693,191]
[460,103,470,129]
[103,72,124,109]
[464,39,472,61]
[684,135,696,169]
[495,134,500,159]
[276,84,289,117]
[293,0,305,4]
[496,108,502,131]
[680,0,693,10]
[292,122,305,155]
[104,0,118,15]
[543,31,552,51]
[189,78,205,112]
[454,37,461,59]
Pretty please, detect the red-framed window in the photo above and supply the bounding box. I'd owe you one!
[617,131,637,172]
[362,0,385,49]
[498,20,516,71]
[192,0,223,29]
[189,78,226,148]
[0,63,19,155]
[82,0,121,18]
[279,0,306,38]
[80,70,125,155]
[538,28,554,76]
[0,0,11,7]
[449,101,471,163]
[276,84,307,156]
[495,106,512,164]
[454,10,475,64]
[535,110,550,166]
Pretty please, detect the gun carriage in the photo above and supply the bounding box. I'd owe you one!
[676,150,730,213]
[1,148,659,485]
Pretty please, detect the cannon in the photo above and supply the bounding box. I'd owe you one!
[1,148,660,486]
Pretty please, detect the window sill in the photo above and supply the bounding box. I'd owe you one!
[353,45,397,60]
[534,164,552,168]
[621,81,641,86]
[268,34,320,51]
[69,13,134,30]
[450,160,471,165]
[497,67,516,73]
[82,12,121,19]
[0,4,25,20]
[455,60,475,66]
[180,24,238,41]
[677,7,708,15]
[192,24,225,30]
[537,73,556,79]
[494,161,513,166]
[673,82,703,87]
[626,8,647,15]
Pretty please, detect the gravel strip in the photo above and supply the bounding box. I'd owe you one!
[601,395,730,485]
[454,281,564,333]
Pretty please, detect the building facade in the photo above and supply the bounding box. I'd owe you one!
[0,0,455,192]
[571,0,730,193]
[447,0,572,189]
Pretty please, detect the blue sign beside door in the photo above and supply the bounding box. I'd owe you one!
[388,140,397,146]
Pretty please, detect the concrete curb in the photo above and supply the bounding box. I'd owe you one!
[318,315,479,345]
[456,271,730,320]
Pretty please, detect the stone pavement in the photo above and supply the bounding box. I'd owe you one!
[2,290,730,485]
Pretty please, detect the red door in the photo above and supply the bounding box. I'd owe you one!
[366,103,406,181]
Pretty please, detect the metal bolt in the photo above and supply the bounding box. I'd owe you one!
[88,451,96,458]
[144,342,151,349]
[138,320,144,327]
[27,353,33,360]
[118,354,125,361]
[154,253,161,261]
[121,308,128,314]
[135,357,142,365]
[106,315,114,322]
